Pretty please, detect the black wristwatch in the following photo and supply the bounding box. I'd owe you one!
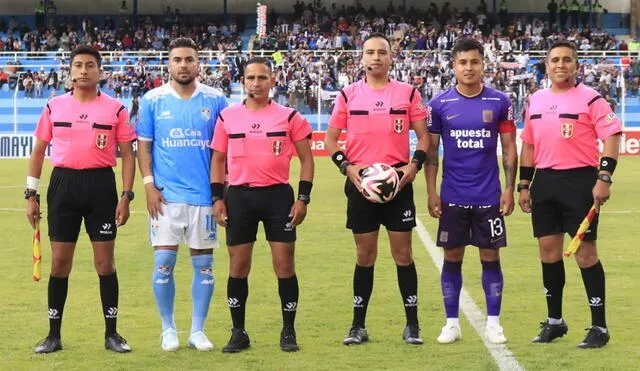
[517,183,530,192]
[298,194,311,205]
[121,190,135,201]
[411,157,424,171]
[24,189,37,199]
[597,173,613,184]
[339,161,350,176]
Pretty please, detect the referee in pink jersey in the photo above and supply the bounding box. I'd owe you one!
[25,46,136,354]
[210,57,314,353]
[518,41,622,349]
[324,32,430,346]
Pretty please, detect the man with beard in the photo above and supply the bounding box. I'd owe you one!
[136,37,228,352]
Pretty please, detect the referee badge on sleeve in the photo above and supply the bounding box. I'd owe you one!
[96,133,109,149]
[561,122,574,139]
[272,140,283,156]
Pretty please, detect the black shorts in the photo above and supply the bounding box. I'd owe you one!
[344,178,416,234]
[47,167,118,243]
[530,167,599,240]
[225,184,295,246]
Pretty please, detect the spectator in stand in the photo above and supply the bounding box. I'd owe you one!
[0,69,8,90]
[23,73,35,98]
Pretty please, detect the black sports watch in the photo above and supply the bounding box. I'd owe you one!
[339,161,350,176]
[517,183,530,192]
[297,194,311,205]
[121,190,135,201]
[597,174,613,184]
[24,189,37,199]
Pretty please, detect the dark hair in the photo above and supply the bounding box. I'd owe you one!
[70,45,101,67]
[451,38,484,60]
[547,40,578,61]
[362,32,392,50]
[246,56,273,72]
[168,37,198,53]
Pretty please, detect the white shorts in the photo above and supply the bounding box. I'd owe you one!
[149,203,218,250]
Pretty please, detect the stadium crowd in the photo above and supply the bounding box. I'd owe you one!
[0,1,635,116]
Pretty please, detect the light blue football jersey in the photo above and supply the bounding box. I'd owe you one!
[137,83,228,206]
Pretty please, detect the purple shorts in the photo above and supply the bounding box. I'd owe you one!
[436,203,507,249]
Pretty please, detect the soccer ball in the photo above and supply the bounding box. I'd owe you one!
[359,163,400,203]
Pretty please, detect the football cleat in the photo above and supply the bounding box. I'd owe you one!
[531,320,568,343]
[343,326,369,345]
[105,332,131,353]
[222,328,250,353]
[188,331,214,351]
[402,324,424,345]
[577,326,610,349]
[437,324,462,344]
[34,336,62,354]
[485,324,507,344]
[160,328,179,352]
[280,326,299,352]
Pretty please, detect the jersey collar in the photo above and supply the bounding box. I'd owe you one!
[164,82,203,99]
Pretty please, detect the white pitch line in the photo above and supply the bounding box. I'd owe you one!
[415,217,525,371]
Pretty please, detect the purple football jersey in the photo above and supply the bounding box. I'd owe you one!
[428,86,513,205]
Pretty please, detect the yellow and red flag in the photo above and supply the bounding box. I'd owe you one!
[32,195,42,281]
[564,205,597,257]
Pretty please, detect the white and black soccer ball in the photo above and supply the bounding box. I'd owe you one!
[359,163,400,204]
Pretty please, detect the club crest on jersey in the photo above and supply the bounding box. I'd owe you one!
[201,108,211,121]
[561,122,574,138]
[96,133,108,149]
[482,110,494,123]
[272,140,283,156]
[394,119,404,133]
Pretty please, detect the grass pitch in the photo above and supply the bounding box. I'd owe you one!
[1,158,639,370]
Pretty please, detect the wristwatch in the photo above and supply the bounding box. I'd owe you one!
[517,183,530,192]
[24,189,37,199]
[597,174,613,184]
[339,161,350,176]
[298,194,311,205]
[411,157,424,171]
[121,190,135,201]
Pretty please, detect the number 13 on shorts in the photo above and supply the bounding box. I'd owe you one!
[488,217,504,239]
[475,204,507,249]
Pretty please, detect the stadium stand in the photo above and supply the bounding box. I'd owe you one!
[1,2,638,133]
